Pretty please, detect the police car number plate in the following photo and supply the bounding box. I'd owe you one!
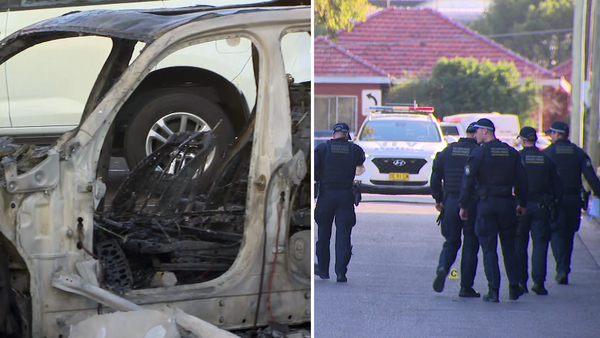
[389,173,409,180]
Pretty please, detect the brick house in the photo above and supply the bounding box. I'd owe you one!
[314,38,393,133]
[540,59,573,127]
[315,7,567,134]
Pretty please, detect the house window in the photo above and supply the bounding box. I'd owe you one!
[315,96,357,132]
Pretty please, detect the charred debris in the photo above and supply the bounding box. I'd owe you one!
[0,81,311,293]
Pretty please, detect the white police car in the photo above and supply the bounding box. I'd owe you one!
[354,106,448,195]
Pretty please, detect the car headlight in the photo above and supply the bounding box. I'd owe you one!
[365,153,370,158]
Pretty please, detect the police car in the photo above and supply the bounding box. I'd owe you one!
[354,106,448,195]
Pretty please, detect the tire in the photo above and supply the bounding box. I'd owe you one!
[123,88,235,189]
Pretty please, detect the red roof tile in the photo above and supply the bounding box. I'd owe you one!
[551,59,572,80]
[314,37,391,77]
[316,7,556,80]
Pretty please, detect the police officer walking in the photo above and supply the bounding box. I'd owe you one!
[516,127,563,295]
[314,122,365,282]
[543,121,600,285]
[431,123,480,297]
[459,118,528,302]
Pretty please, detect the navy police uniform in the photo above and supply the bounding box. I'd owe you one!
[543,121,600,284]
[459,118,528,302]
[430,123,480,297]
[516,127,563,295]
[314,123,365,282]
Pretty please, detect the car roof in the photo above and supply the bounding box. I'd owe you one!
[0,3,309,64]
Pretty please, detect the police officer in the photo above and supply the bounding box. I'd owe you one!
[459,118,528,302]
[516,127,563,295]
[314,122,365,282]
[430,123,480,297]
[543,121,600,285]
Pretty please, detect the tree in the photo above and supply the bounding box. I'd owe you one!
[387,57,540,120]
[469,0,574,68]
[315,0,371,37]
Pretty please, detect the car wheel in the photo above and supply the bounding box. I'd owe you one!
[124,88,235,188]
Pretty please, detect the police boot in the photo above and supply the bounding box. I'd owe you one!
[531,283,548,295]
[482,288,499,303]
[555,272,568,285]
[314,263,330,280]
[509,284,524,300]
[432,267,448,293]
[458,286,481,298]
[519,283,528,294]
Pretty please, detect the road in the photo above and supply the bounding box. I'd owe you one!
[314,194,600,338]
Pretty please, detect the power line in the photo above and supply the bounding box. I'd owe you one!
[485,28,573,38]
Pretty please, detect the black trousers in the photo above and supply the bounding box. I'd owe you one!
[315,188,356,276]
[436,195,479,288]
[475,197,519,290]
[516,201,551,285]
[550,194,582,277]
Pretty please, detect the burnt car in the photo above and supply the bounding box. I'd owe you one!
[0,3,311,338]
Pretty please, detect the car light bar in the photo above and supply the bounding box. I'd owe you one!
[369,106,435,114]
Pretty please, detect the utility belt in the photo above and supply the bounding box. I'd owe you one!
[476,185,512,200]
[562,186,591,210]
[317,181,361,206]
[534,193,556,207]
[527,192,545,203]
[535,193,559,222]
[320,182,353,190]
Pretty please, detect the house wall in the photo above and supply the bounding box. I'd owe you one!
[315,83,384,133]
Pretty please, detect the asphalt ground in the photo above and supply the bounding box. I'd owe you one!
[314,194,600,338]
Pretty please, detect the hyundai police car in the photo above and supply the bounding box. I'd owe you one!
[354,106,447,195]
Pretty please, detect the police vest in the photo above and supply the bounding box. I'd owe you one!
[545,140,581,193]
[443,138,478,193]
[520,147,550,196]
[478,140,517,189]
[321,139,355,189]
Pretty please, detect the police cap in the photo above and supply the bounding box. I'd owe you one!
[466,122,477,133]
[473,118,495,131]
[544,121,569,134]
[332,122,350,133]
[518,126,538,141]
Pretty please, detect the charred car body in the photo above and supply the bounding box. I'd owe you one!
[0,4,311,337]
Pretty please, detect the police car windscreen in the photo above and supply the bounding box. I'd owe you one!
[359,120,441,142]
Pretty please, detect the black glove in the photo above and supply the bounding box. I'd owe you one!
[581,190,591,211]
[436,207,444,226]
